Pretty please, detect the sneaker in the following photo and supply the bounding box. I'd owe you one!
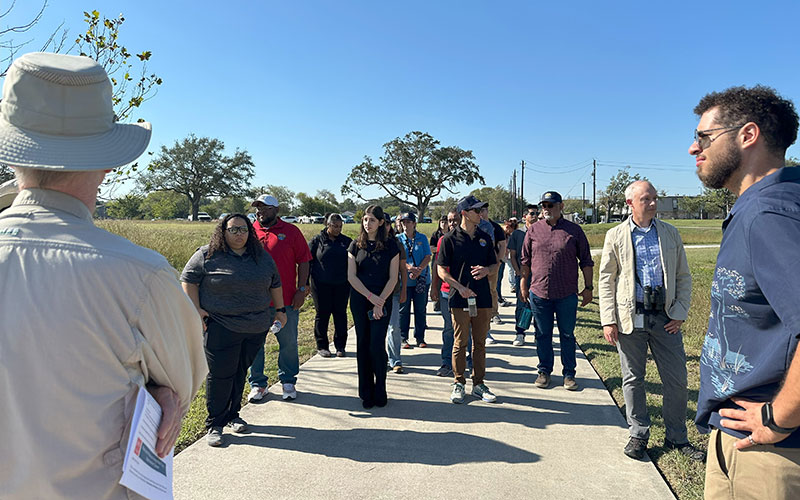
[248,386,267,402]
[534,373,551,388]
[336,350,346,358]
[450,382,466,404]
[492,315,504,325]
[472,383,497,403]
[664,439,706,462]
[501,299,513,307]
[564,376,579,391]
[401,340,413,349]
[392,365,404,374]
[206,427,223,447]
[485,334,496,345]
[624,437,648,460]
[417,341,428,348]
[436,365,453,377]
[226,417,248,433]
[282,383,297,400]
[512,334,524,346]
[318,348,332,358]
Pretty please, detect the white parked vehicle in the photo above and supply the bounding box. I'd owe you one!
[281,215,298,223]
[188,212,212,221]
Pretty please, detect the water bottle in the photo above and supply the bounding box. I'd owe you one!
[467,296,477,317]
[269,320,282,334]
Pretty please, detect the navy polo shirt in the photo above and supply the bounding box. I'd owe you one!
[437,225,497,309]
[696,167,800,447]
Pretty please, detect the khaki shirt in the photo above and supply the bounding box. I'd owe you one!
[598,218,691,334]
[0,189,207,499]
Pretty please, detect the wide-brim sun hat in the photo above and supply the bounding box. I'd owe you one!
[0,52,151,171]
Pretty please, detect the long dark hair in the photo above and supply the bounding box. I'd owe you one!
[208,213,262,261]
[356,204,387,251]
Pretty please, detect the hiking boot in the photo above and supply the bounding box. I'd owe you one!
[472,383,497,403]
[564,376,579,391]
[436,365,453,377]
[450,382,466,404]
[485,334,496,345]
[248,386,267,402]
[206,427,223,447]
[392,365,404,374]
[318,348,332,358]
[226,417,248,433]
[624,437,648,460]
[512,334,524,346]
[282,383,297,400]
[664,439,706,462]
[534,373,550,388]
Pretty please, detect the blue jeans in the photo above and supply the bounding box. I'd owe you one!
[399,283,428,343]
[440,291,471,369]
[248,305,300,387]
[529,293,578,377]
[496,261,506,299]
[385,292,403,367]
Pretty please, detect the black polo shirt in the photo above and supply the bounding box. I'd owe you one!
[437,225,497,309]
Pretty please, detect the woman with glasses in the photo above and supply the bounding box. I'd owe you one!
[309,213,353,358]
[348,205,399,408]
[181,213,287,447]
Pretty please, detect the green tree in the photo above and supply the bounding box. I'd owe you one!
[138,134,255,221]
[700,187,737,218]
[250,185,296,214]
[470,185,512,220]
[342,131,483,220]
[296,191,339,216]
[139,190,190,219]
[201,196,249,219]
[105,193,145,219]
[677,195,705,219]
[599,167,644,221]
[786,156,800,167]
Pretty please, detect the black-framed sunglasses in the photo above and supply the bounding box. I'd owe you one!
[226,226,249,235]
[470,208,482,213]
[540,203,555,209]
[693,124,744,150]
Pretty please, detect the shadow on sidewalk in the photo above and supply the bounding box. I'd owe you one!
[227,425,540,465]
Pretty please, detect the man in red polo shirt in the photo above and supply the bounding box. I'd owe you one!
[248,194,312,401]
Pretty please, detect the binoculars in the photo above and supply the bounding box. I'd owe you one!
[642,285,665,312]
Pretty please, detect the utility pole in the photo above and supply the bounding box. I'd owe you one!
[512,170,517,216]
[592,159,597,224]
[582,182,585,217]
[520,160,525,208]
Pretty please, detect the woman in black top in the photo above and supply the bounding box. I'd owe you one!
[309,213,353,358]
[347,205,399,408]
[181,214,286,447]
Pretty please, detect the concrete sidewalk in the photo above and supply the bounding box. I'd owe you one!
[174,279,675,500]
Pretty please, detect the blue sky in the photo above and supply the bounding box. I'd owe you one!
[6,1,800,202]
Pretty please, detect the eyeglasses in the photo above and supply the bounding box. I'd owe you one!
[255,205,276,212]
[470,208,482,214]
[693,124,744,149]
[226,226,249,235]
[540,203,555,209]
[526,211,537,216]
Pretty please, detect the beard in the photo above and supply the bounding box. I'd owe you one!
[698,138,741,189]
[257,213,276,226]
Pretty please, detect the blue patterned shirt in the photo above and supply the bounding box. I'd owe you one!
[629,218,663,302]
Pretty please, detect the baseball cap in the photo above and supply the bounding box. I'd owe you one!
[540,191,563,203]
[456,195,488,213]
[400,212,417,222]
[251,194,279,207]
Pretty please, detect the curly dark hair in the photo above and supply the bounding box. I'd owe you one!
[356,205,387,250]
[208,213,263,261]
[694,85,799,154]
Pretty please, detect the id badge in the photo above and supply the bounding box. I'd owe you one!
[633,313,644,329]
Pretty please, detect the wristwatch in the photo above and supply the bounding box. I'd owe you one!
[275,307,287,313]
[584,285,594,290]
[761,402,798,434]
[298,286,307,293]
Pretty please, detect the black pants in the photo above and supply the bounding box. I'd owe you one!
[311,280,350,351]
[350,290,392,405]
[204,318,267,429]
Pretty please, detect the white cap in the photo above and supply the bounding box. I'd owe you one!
[251,194,279,207]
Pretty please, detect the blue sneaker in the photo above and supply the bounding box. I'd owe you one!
[472,383,497,403]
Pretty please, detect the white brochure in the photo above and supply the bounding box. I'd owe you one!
[119,386,174,500]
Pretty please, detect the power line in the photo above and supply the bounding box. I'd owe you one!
[596,159,694,168]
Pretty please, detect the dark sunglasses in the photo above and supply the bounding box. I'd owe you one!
[540,203,555,208]
[693,124,744,150]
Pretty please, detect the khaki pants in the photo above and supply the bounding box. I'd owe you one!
[451,307,491,385]
[489,271,499,317]
[705,428,800,499]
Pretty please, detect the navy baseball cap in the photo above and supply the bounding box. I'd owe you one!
[540,191,563,203]
[456,195,488,213]
[400,212,417,222]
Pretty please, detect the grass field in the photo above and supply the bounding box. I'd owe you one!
[98,218,721,496]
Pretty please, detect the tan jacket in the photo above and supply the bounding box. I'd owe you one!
[0,189,207,499]
[598,218,691,334]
